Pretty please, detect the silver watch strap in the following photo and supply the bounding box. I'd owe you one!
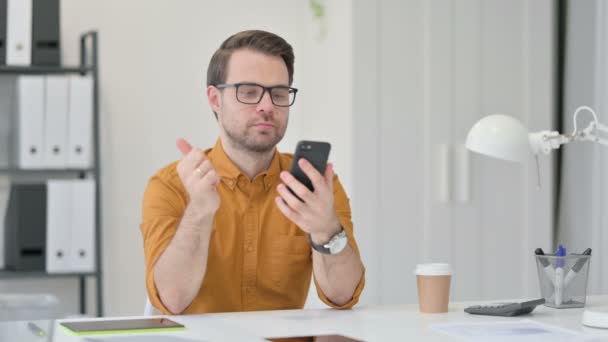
[307,227,343,254]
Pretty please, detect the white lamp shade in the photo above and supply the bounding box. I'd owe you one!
[465,114,531,163]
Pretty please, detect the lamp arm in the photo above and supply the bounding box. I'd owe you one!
[529,131,571,155]
[574,121,608,146]
[571,105,600,135]
[530,106,608,154]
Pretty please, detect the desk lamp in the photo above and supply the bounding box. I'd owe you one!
[465,105,608,328]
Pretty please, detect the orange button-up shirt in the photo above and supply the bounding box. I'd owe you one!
[140,139,365,314]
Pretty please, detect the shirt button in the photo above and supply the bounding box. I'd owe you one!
[247,245,254,252]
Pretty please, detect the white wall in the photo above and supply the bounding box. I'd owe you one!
[353,0,556,305]
[559,0,608,295]
[58,0,354,315]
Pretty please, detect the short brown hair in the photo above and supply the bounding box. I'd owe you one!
[207,30,295,88]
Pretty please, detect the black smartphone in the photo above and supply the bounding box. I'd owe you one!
[289,140,331,192]
[266,335,364,342]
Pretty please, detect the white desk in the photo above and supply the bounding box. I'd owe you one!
[9,296,608,341]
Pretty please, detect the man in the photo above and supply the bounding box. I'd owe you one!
[140,30,365,314]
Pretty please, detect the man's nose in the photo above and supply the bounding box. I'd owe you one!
[256,90,274,113]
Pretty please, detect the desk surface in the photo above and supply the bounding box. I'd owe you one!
[6,296,608,341]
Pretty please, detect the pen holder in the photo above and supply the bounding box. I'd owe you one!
[535,254,591,308]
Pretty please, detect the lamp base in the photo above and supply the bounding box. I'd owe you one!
[583,309,608,328]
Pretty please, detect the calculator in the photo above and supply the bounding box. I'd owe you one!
[464,298,545,316]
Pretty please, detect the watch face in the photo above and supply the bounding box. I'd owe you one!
[329,232,348,254]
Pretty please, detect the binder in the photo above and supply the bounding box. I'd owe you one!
[70,179,95,272]
[46,179,96,273]
[0,177,9,269]
[6,0,31,66]
[16,75,45,169]
[67,75,93,168]
[44,76,68,168]
[0,76,13,168]
[45,180,72,273]
[31,0,60,66]
[5,183,46,271]
[0,0,7,65]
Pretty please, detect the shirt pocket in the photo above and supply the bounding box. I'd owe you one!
[264,235,312,293]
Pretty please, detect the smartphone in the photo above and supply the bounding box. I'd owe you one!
[267,335,364,342]
[290,140,331,192]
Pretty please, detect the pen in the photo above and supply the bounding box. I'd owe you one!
[27,322,46,337]
[555,245,566,306]
[564,248,592,288]
[535,248,555,280]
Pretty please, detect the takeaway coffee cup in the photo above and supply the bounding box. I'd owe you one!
[414,263,452,313]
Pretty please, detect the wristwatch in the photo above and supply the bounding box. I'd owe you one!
[307,228,348,255]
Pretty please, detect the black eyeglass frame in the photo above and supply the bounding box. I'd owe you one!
[215,82,299,107]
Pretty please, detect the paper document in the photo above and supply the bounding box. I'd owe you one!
[84,336,204,342]
[431,320,600,342]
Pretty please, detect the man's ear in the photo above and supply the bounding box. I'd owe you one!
[207,85,221,114]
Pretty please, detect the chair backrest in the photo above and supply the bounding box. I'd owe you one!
[143,296,161,316]
[0,294,62,321]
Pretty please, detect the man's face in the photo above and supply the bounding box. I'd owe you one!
[208,49,291,153]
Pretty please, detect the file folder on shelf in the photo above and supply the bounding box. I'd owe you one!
[44,76,68,168]
[45,180,72,273]
[6,0,32,66]
[16,75,45,169]
[4,183,46,271]
[46,179,96,273]
[0,177,9,269]
[0,0,7,65]
[31,0,60,66]
[0,76,12,168]
[70,179,95,272]
[67,75,93,168]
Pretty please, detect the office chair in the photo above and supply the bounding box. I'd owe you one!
[143,296,161,316]
[0,294,61,321]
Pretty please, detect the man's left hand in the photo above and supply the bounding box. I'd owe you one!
[275,159,341,245]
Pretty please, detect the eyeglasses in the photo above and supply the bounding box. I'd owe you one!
[215,83,298,107]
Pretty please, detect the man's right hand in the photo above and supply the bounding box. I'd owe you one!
[175,138,220,218]
[153,139,220,314]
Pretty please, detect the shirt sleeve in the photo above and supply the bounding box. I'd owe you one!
[313,174,366,309]
[140,168,187,314]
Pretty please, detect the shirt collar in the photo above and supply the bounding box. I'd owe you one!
[207,139,281,191]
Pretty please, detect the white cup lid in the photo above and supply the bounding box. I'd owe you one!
[414,263,452,276]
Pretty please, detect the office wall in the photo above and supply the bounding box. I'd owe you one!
[353,0,556,304]
[559,0,608,295]
[58,0,354,315]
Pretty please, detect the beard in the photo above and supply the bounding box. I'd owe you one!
[223,120,286,153]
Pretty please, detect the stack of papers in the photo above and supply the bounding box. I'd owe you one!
[432,320,601,342]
